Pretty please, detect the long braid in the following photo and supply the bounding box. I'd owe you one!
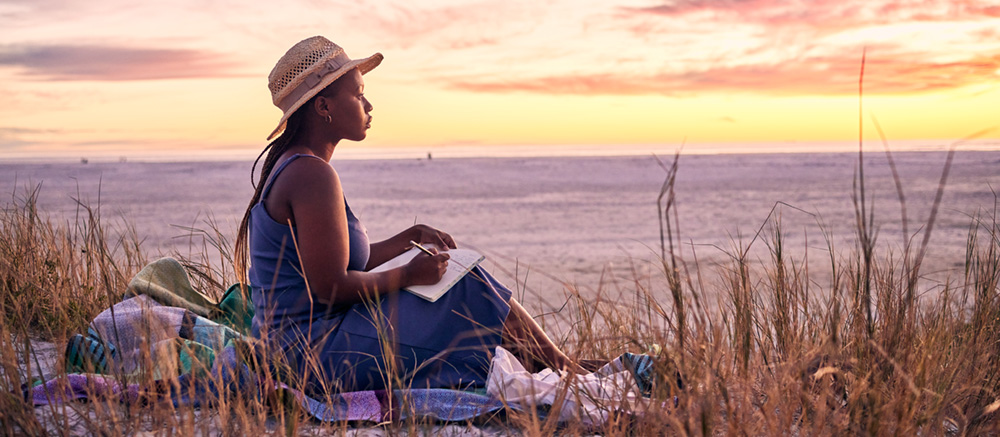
[234,111,306,286]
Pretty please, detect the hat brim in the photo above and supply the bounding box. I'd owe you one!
[266,52,383,141]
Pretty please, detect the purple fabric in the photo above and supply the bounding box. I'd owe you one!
[31,374,138,405]
[29,344,504,423]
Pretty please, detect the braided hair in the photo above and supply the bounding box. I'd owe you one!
[233,107,306,286]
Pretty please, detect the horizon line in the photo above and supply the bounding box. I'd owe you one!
[2,139,999,164]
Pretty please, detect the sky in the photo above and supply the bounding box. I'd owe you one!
[2,0,1000,159]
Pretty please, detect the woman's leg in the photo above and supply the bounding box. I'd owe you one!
[502,297,585,373]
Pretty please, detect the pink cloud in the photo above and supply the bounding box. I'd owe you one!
[440,0,1000,97]
[622,0,1000,27]
[446,50,1000,96]
[623,0,771,16]
[343,2,522,51]
[0,44,244,81]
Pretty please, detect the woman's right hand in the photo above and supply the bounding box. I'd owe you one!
[403,250,450,286]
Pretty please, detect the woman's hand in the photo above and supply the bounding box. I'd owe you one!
[409,224,457,250]
[365,224,456,272]
[403,249,451,286]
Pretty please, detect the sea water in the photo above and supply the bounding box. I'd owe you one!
[2,151,998,322]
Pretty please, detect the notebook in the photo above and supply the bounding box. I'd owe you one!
[369,246,485,302]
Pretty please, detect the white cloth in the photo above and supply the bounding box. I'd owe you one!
[486,346,650,426]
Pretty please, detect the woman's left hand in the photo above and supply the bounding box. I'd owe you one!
[409,224,457,250]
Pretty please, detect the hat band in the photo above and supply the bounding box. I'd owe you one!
[276,51,352,112]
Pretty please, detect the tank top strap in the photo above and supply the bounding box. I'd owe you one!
[260,153,327,201]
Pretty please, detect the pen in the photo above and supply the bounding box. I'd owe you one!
[409,240,436,256]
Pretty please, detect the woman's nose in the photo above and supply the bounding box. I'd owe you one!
[363,96,373,112]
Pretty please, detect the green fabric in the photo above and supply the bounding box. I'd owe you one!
[176,339,216,379]
[191,317,243,351]
[127,257,216,318]
[144,338,218,380]
[126,257,254,334]
[65,332,112,374]
[212,284,254,335]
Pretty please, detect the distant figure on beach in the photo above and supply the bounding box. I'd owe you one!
[234,36,582,393]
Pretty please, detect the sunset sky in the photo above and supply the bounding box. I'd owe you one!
[2,0,999,159]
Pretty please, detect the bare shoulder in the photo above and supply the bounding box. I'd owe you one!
[279,155,340,191]
[265,155,343,225]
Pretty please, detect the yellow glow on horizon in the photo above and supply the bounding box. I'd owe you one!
[362,81,1000,148]
[4,78,998,158]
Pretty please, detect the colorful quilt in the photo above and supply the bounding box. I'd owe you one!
[27,257,669,425]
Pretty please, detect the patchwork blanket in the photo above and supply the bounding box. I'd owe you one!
[28,257,667,426]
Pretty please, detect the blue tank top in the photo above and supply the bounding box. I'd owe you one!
[247,154,370,340]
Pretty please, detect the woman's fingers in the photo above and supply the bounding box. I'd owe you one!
[427,253,449,281]
[442,233,457,249]
[406,252,450,285]
[425,232,448,249]
[414,224,457,250]
[430,231,456,250]
[435,253,450,277]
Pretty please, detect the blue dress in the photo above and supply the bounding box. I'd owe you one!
[248,154,512,393]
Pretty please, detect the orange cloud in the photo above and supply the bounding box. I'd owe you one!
[0,44,244,81]
[432,0,1000,97]
[446,49,1000,96]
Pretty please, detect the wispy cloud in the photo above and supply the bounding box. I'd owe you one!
[621,0,1000,26]
[433,0,1000,96]
[447,49,1000,96]
[339,0,542,56]
[0,127,69,150]
[0,44,244,81]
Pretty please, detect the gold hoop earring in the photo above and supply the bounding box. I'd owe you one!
[326,115,333,124]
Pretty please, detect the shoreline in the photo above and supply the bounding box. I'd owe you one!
[3,139,999,164]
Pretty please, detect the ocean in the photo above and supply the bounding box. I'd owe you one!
[3,150,998,324]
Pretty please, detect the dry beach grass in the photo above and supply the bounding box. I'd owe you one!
[3,144,1000,435]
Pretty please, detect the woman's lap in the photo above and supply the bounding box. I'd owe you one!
[306,266,512,393]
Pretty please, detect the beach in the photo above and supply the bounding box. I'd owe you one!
[3,150,997,320]
[6,149,1000,434]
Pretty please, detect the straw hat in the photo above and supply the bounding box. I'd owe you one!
[266,36,383,140]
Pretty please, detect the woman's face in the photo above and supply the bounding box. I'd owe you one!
[321,68,373,142]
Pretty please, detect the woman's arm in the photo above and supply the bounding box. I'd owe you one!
[270,158,448,306]
[365,224,457,271]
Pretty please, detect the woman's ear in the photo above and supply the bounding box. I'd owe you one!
[313,94,333,119]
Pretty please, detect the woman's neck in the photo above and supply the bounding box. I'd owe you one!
[292,127,340,161]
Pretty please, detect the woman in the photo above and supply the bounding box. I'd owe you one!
[235,36,582,394]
